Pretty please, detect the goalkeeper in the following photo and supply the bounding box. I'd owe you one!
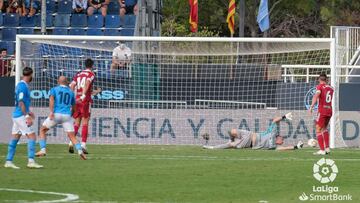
[203,113,303,151]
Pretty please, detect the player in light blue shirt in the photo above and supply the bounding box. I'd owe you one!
[36,76,86,160]
[5,67,43,169]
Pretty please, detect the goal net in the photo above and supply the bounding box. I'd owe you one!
[16,36,343,147]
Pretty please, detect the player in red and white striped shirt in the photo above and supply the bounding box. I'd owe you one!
[69,58,97,154]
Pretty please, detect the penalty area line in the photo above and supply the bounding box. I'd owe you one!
[0,188,79,203]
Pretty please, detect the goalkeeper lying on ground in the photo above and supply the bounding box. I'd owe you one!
[203,112,303,151]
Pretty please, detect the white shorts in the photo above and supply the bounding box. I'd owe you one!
[12,116,35,136]
[42,113,74,132]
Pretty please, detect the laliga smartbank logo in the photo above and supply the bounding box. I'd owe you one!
[299,158,353,201]
[313,158,338,183]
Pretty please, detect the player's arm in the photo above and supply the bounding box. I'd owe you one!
[276,141,303,151]
[229,138,242,148]
[309,91,321,113]
[70,81,76,91]
[91,87,102,96]
[80,79,91,101]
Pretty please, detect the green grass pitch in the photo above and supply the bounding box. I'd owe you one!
[0,144,359,203]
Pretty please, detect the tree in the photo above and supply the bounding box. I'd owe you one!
[161,0,360,37]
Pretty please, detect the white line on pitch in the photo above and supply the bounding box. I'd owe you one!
[0,188,79,203]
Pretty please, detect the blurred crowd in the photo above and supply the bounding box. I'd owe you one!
[0,48,15,77]
[0,0,138,17]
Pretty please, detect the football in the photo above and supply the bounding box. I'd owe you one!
[307,138,318,147]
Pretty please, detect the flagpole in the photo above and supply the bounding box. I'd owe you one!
[230,33,234,80]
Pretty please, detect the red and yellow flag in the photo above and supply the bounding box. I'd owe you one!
[226,0,236,35]
[189,0,198,32]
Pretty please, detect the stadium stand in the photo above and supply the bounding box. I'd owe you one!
[0,14,3,26]
[46,0,56,13]
[105,15,121,28]
[122,15,136,28]
[57,0,73,14]
[69,28,86,35]
[18,28,35,35]
[54,14,71,27]
[35,14,53,27]
[2,28,17,41]
[3,14,19,27]
[104,29,121,36]
[87,28,104,36]
[20,16,36,27]
[121,28,135,36]
[71,14,88,27]
[88,15,104,28]
[0,0,137,57]
[53,28,68,35]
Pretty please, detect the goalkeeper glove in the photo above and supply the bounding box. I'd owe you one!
[282,112,293,121]
[202,133,210,141]
[294,141,304,149]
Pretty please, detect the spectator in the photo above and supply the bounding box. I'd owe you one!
[0,49,11,77]
[7,0,23,15]
[87,0,109,17]
[119,0,138,17]
[23,0,39,17]
[73,0,87,14]
[0,0,4,12]
[111,42,132,71]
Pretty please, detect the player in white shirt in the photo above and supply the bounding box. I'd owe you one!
[111,43,132,71]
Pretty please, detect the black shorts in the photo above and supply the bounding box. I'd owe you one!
[124,5,135,14]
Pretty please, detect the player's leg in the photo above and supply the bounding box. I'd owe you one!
[100,5,107,17]
[36,117,56,157]
[70,103,82,153]
[26,132,43,168]
[322,116,331,154]
[80,103,91,153]
[62,117,86,160]
[314,114,326,155]
[13,116,43,168]
[80,116,90,153]
[203,142,232,149]
[4,125,21,169]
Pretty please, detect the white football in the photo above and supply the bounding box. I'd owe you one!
[307,139,318,147]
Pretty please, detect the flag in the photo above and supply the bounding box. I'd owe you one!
[226,0,236,35]
[189,0,198,33]
[257,0,270,32]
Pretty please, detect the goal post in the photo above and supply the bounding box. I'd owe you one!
[15,35,341,147]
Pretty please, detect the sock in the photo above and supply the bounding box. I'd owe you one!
[323,130,330,148]
[81,125,88,143]
[316,132,325,151]
[6,139,19,161]
[27,139,36,160]
[74,124,79,136]
[39,139,46,151]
